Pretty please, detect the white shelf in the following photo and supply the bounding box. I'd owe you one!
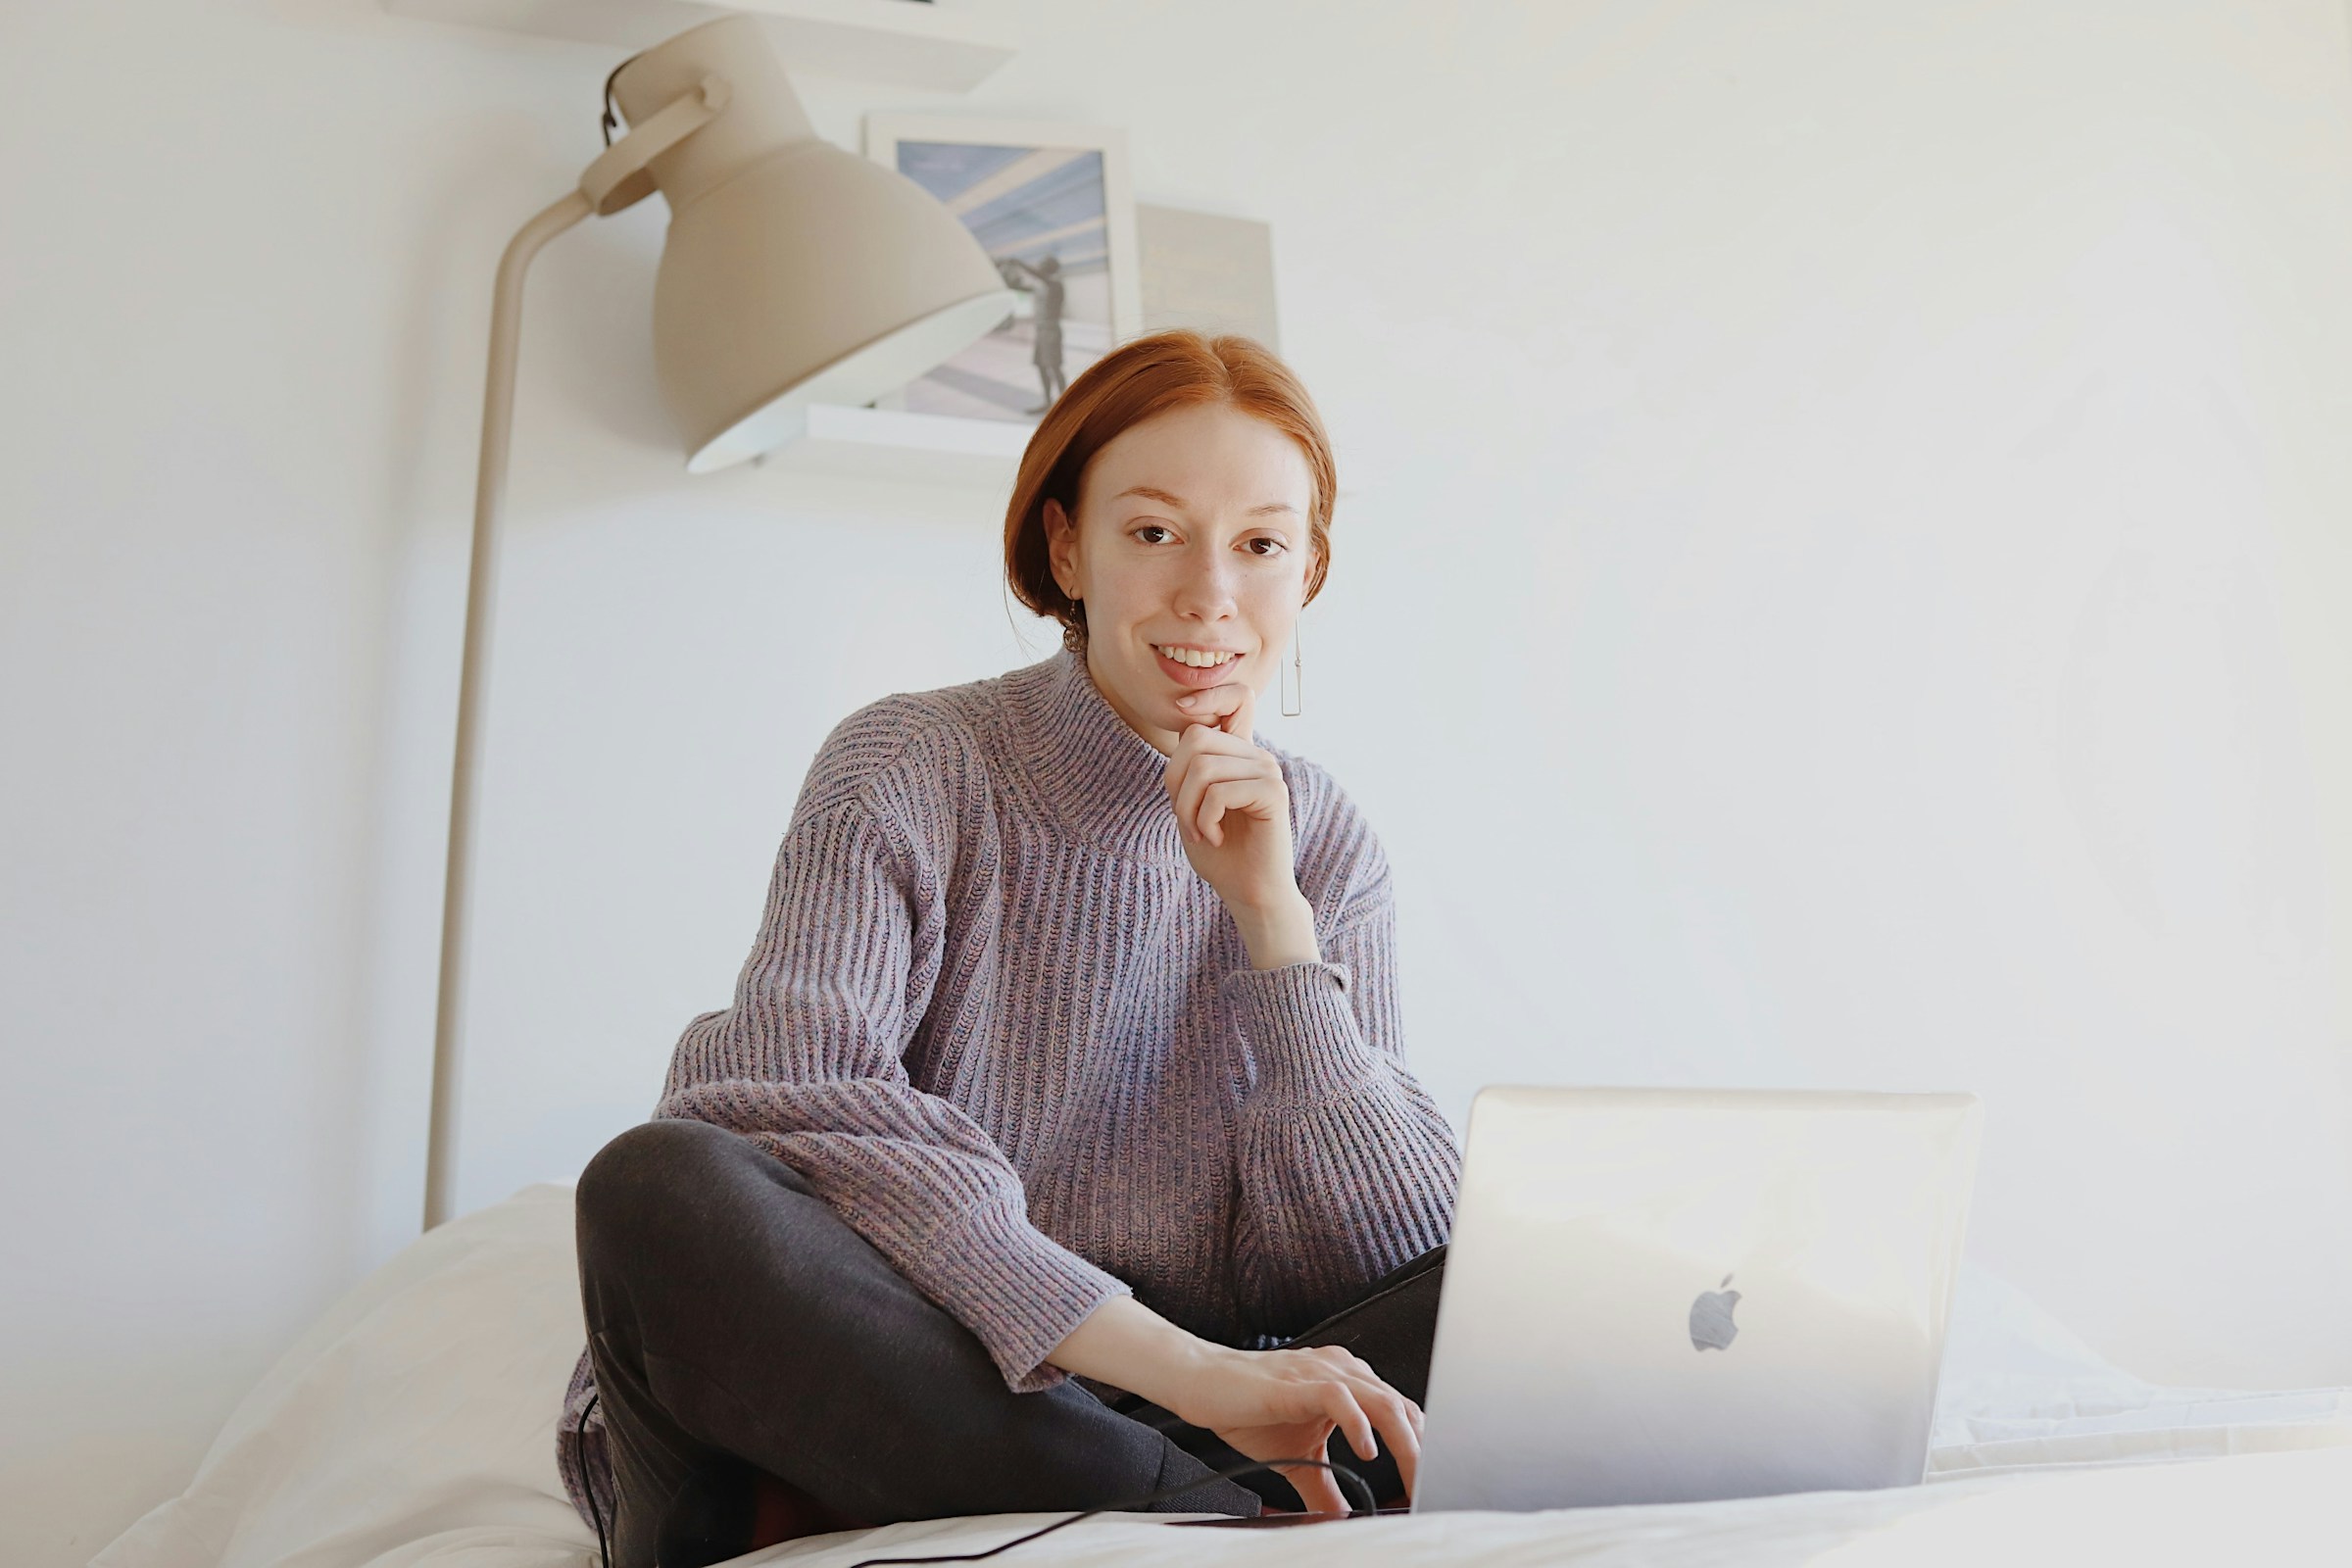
[760,403,1029,487]
[383,0,1015,91]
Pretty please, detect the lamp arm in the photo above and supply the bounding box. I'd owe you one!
[423,189,593,1231]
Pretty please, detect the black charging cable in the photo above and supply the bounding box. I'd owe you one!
[599,57,634,146]
[572,1390,1373,1568]
[839,1456,1377,1568]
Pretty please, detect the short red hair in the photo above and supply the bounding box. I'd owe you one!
[1003,329,1336,651]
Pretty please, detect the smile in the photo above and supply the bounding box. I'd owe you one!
[1152,644,1240,668]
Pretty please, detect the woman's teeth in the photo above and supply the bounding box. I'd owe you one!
[1153,645,1237,668]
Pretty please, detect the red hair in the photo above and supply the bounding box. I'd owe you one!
[1003,329,1336,651]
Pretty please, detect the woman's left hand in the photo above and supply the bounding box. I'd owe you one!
[1163,680,1316,963]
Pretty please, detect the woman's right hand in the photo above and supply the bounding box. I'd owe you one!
[1169,1341,1422,1513]
[1048,1296,1422,1512]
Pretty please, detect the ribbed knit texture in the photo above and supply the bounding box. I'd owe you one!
[555,646,1462,1529]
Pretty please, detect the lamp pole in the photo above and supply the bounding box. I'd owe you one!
[422,192,592,1234]
[422,83,730,1231]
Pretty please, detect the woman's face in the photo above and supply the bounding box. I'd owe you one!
[1044,402,1317,755]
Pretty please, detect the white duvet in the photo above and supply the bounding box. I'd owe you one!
[95,1185,2352,1568]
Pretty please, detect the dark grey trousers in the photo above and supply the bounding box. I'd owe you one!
[575,1117,1446,1568]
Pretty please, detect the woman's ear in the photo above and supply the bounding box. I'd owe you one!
[1043,498,1078,600]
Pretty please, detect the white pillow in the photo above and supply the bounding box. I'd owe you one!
[1929,1265,2351,1476]
[94,1184,597,1568]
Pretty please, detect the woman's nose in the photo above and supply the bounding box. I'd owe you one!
[1173,556,1240,617]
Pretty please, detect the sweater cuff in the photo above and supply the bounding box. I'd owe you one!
[1220,960,1385,1100]
[913,1200,1133,1394]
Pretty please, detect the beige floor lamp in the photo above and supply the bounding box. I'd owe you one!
[423,14,1015,1229]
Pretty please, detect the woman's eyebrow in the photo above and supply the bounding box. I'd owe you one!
[1113,484,1298,516]
[1113,485,1190,509]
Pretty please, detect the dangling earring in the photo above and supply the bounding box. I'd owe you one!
[1281,613,1304,717]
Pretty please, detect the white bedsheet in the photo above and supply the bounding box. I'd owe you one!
[95,1184,2352,1568]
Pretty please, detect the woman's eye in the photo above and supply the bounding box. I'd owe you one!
[1248,538,1287,557]
[1134,524,1174,544]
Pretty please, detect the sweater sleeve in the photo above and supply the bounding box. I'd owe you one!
[1220,780,1463,1337]
[656,783,1131,1394]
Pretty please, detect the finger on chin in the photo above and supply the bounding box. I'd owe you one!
[1174,689,1240,731]
[1221,680,1256,743]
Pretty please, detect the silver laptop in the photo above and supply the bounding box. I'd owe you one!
[1411,1085,1983,1512]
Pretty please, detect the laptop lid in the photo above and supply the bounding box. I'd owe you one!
[1412,1086,1983,1512]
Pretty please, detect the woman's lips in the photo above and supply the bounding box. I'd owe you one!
[1153,647,1243,688]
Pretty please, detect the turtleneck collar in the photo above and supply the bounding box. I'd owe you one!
[1000,644,1189,863]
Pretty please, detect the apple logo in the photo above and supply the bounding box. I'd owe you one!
[1689,1274,1741,1351]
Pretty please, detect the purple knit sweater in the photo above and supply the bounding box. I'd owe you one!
[555,645,1462,1527]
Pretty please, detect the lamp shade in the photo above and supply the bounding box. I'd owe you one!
[612,17,1016,472]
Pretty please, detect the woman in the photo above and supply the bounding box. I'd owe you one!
[557,329,1463,1568]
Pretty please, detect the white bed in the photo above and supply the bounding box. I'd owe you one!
[95,1185,2352,1568]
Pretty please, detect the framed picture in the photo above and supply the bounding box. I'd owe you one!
[863,114,1143,423]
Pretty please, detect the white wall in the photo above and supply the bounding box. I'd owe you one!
[4,1,2350,1561]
